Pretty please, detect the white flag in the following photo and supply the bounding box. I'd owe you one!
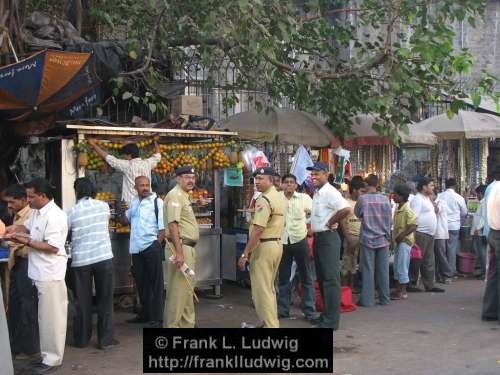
[290,145,314,185]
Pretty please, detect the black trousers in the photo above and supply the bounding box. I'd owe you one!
[132,241,164,322]
[71,258,114,347]
[8,257,40,355]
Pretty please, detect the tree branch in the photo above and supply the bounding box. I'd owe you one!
[119,6,168,77]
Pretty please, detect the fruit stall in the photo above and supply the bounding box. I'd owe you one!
[66,124,238,296]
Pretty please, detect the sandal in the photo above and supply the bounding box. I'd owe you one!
[390,292,401,300]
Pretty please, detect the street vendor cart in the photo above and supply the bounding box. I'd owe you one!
[63,124,237,296]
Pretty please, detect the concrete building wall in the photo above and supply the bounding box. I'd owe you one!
[456,0,500,89]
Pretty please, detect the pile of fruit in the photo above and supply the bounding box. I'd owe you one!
[114,223,130,233]
[95,191,116,201]
[196,217,213,225]
[75,138,242,173]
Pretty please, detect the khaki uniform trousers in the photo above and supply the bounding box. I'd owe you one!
[250,241,283,328]
[164,244,196,328]
[35,280,68,366]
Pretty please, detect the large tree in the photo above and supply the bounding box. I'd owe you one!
[4,0,497,140]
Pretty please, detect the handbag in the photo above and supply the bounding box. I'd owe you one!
[410,244,423,260]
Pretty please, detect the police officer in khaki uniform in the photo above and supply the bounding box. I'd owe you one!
[164,166,199,328]
[238,167,285,328]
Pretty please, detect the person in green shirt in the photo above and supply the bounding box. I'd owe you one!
[392,184,417,300]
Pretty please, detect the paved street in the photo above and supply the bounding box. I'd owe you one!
[13,278,500,375]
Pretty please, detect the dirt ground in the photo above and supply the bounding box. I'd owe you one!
[13,277,500,375]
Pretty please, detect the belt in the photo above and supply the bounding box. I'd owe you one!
[260,238,281,242]
[313,229,336,236]
[167,237,197,247]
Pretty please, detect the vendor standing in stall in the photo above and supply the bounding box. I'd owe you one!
[88,137,161,205]
[238,167,285,328]
[164,166,199,328]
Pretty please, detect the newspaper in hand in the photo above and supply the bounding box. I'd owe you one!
[168,254,195,277]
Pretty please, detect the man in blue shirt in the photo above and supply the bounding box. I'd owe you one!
[124,176,165,327]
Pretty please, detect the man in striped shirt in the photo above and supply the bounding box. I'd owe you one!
[67,177,117,350]
[354,174,392,307]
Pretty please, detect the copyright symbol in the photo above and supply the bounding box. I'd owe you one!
[155,336,168,349]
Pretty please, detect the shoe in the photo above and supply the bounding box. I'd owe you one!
[425,287,445,293]
[407,286,423,293]
[148,321,162,328]
[126,316,147,324]
[278,313,290,319]
[30,357,43,366]
[481,316,498,322]
[390,292,401,300]
[312,323,338,330]
[97,339,120,350]
[31,363,60,375]
[308,317,322,325]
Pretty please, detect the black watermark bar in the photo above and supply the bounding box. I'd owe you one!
[144,328,333,373]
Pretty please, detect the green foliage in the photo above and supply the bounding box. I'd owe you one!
[34,0,495,138]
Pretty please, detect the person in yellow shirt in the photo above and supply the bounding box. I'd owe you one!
[277,173,317,322]
[238,167,285,328]
[164,166,199,328]
[392,184,417,300]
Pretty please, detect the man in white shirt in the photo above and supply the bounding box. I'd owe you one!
[438,178,468,275]
[307,162,350,329]
[482,166,500,322]
[409,177,444,293]
[471,185,487,278]
[6,178,68,375]
[88,138,161,205]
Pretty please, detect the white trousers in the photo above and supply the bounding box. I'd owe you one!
[35,280,68,366]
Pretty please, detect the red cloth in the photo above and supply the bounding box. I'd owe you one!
[315,284,357,313]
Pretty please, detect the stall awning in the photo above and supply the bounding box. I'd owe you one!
[66,124,237,140]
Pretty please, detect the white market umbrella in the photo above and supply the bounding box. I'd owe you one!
[416,110,500,139]
[346,114,437,146]
[217,109,337,147]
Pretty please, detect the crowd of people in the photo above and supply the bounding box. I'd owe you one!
[0,139,499,374]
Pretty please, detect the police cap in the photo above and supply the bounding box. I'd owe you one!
[175,166,196,176]
[252,167,276,177]
[306,161,329,172]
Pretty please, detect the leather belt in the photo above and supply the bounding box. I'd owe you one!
[313,230,336,236]
[167,237,197,247]
[260,238,281,242]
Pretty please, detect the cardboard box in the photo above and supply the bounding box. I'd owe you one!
[170,95,203,115]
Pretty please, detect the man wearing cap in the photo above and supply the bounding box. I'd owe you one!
[307,162,350,329]
[238,167,286,328]
[123,176,165,327]
[164,166,199,328]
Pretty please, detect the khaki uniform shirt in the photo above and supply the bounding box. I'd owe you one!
[342,198,361,237]
[251,186,286,240]
[165,185,199,242]
[8,205,33,270]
